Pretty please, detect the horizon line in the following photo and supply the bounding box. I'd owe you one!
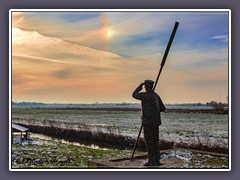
[12,101,228,105]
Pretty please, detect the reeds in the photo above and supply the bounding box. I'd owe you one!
[13,118,228,154]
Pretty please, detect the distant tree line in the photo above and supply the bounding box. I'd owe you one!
[11,101,140,107]
[12,101,46,106]
[167,103,205,106]
[206,101,228,110]
[12,101,228,109]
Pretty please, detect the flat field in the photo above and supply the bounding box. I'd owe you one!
[12,107,229,151]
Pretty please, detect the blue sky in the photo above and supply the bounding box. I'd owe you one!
[12,10,229,103]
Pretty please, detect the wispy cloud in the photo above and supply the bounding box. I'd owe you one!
[211,35,228,42]
[11,11,229,103]
[13,54,79,64]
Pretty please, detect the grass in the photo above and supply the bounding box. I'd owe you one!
[11,138,229,169]
[12,138,133,169]
[12,107,229,153]
[188,153,228,168]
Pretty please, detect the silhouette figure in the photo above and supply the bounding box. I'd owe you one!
[132,80,166,166]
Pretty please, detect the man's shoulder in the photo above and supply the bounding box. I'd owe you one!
[147,90,159,96]
[142,91,159,101]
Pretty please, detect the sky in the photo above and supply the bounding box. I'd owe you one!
[11,10,229,104]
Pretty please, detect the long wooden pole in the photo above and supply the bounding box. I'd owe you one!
[153,21,179,90]
[131,22,179,159]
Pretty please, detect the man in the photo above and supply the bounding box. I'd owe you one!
[132,80,166,166]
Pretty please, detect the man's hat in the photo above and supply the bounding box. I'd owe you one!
[144,80,154,85]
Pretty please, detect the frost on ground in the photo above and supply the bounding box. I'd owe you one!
[12,108,229,152]
[11,137,228,169]
[160,150,228,169]
[12,137,132,169]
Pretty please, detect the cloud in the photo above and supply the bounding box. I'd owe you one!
[168,47,228,71]
[12,12,25,24]
[11,12,175,53]
[12,27,121,62]
[12,11,229,57]
[13,54,78,65]
[51,69,72,79]
[11,11,229,103]
[11,27,150,103]
[211,35,228,42]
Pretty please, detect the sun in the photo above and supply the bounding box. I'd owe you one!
[106,28,115,39]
